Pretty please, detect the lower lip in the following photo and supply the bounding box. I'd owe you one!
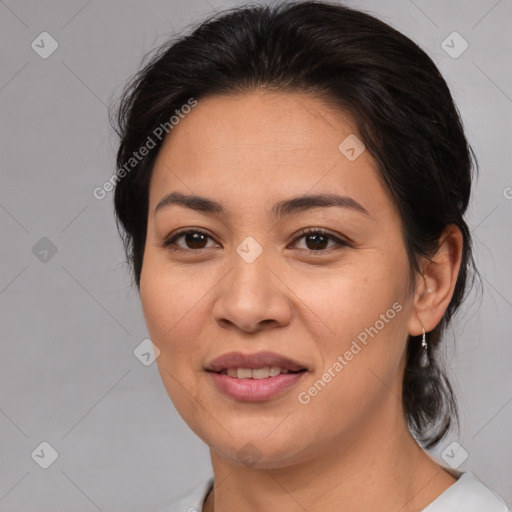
[208,371,307,401]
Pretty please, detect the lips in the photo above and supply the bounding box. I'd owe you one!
[205,351,308,373]
[205,351,309,401]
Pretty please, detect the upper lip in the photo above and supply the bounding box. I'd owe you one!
[206,351,307,372]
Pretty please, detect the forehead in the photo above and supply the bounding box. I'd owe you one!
[155,90,358,160]
[149,91,385,213]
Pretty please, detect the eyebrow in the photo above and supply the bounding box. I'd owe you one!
[154,191,369,218]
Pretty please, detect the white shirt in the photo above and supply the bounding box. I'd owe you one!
[163,471,510,511]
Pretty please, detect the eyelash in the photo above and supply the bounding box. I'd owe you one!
[161,227,351,253]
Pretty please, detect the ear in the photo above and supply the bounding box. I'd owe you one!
[407,225,464,337]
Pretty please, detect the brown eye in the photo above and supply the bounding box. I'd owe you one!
[292,229,350,252]
[162,230,219,251]
[302,232,330,250]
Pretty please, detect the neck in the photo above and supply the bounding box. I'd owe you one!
[203,396,456,512]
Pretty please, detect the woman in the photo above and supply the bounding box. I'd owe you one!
[110,1,509,510]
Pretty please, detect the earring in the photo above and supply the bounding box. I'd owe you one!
[421,327,428,351]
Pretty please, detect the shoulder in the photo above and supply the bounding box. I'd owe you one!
[158,472,510,512]
[423,471,510,512]
[160,478,214,512]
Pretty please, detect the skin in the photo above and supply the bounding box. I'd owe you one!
[139,90,463,512]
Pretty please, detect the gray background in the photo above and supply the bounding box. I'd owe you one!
[1,0,511,510]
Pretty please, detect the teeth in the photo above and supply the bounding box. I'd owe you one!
[269,366,281,377]
[252,367,269,379]
[237,368,253,379]
[224,366,292,379]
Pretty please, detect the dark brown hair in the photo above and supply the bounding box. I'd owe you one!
[110,0,479,448]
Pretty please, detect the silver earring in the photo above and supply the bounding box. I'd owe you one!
[421,327,428,351]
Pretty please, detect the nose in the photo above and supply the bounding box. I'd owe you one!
[211,248,292,334]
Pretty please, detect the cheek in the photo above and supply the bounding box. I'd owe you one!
[290,256,410,409]
[140,246,208,336]
[139,253,206,371]
[140,259,213,424]
[290,256,409,345]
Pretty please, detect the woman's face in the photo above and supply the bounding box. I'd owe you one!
[140,91,417,467]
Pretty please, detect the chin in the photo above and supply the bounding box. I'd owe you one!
[206,430,311,469]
